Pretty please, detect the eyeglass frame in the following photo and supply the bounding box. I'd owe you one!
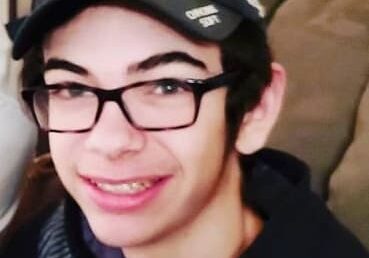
[21,71,241,133]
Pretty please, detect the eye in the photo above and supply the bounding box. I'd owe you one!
[48,84,90,99]
[152,79,191,95]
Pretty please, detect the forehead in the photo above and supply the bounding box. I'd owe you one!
[43,5,222,76]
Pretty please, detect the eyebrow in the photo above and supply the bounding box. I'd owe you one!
[44,58,89,75]
[128,51,207,73]
[43,51,207,76]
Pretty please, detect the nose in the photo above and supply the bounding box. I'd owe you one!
[84,102,145,159]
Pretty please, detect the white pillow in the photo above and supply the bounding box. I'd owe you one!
[0,23,37,232]
[0,91,37,231]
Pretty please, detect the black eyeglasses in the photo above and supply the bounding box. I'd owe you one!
[21,72,240,133]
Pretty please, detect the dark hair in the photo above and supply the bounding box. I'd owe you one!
[21,1,272,148]
[221,21,272,148]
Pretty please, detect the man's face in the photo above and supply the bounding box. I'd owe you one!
[44,6,239,247]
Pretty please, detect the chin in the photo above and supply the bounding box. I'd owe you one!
[94,229,142,248]
[85,212,160,248]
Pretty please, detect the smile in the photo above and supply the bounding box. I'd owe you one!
[81,175,171,212]
[93,179,158,195]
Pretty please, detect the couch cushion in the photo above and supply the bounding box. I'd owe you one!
[328,79,369,249]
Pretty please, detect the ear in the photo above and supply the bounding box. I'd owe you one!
[235,63,286,154]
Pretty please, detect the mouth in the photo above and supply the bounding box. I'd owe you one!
[88,177,162,195]
[80,174,171,212]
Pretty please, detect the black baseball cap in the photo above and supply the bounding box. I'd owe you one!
[7,0,266,60]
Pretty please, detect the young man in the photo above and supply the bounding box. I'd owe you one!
[2,0,368,257]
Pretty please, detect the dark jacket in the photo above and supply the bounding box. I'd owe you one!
[1,149,368,258]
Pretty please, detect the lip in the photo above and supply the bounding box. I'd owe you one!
[80,174,172,213]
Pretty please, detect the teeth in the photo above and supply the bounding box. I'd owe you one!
[95,180,154,194]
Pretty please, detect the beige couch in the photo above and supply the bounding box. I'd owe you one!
[267,0,369,249]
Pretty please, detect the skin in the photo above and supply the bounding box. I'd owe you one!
[43,6,286,258]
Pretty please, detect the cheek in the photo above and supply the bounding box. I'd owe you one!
[156,89,228,181]
[49,134,84,180]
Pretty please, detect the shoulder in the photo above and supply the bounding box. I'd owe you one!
[0,203,58,257]
[1,198,97,258]
[241,148,369,258]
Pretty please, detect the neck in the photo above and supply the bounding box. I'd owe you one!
[122,154,263,258]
